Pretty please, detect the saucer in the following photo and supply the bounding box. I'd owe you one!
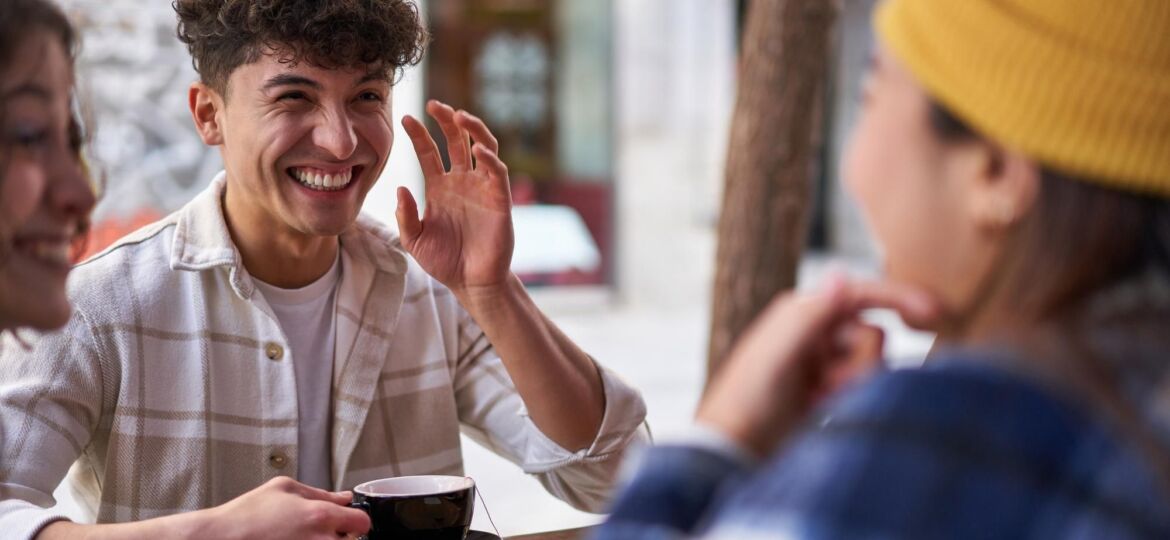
[467,532,502,540]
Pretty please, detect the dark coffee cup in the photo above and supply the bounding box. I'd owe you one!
[349,475,476,540]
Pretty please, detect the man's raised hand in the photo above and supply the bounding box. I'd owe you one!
[397,100,515,296]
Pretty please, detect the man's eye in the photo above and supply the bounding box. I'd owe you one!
[277,91,308,102]
[359,91,385,103]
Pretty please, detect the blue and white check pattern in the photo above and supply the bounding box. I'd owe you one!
[596,358,1170,539]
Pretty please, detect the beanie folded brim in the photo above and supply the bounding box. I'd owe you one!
[876,0,1170,196]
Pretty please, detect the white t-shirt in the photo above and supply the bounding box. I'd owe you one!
[253,255,341,489]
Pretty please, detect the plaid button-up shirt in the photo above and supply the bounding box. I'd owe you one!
[0,173,647,539]
[596,359,1170,539]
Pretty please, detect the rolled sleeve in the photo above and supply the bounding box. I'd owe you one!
[513,362,650,511]
[454,323,649,512]
[517,363,649,472]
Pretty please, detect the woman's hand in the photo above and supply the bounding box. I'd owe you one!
[695,276,940,458]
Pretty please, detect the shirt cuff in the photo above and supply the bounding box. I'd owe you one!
[517,364,648,473]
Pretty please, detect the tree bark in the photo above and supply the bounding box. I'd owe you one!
[707,0,841,376]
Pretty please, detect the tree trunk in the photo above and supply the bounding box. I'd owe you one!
[707,0,840,376]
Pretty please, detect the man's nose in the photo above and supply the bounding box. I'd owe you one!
[314,108,358,160]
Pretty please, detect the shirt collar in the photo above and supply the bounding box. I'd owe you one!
[169,170,408,299]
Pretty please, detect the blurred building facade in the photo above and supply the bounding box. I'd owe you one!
[63,0,877,307]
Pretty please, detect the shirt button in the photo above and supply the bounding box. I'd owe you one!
[265,342,284,361]
[268,452,288,469]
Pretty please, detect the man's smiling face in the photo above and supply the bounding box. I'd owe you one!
[212,51,395,239]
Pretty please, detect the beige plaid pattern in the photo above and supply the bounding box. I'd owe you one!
[0,174,647,538]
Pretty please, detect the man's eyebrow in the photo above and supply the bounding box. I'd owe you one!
[357,70,393,86]
[0,83,52,101]
[262,74,322,92]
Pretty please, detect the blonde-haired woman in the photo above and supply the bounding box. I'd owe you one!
[598,0,1170,537]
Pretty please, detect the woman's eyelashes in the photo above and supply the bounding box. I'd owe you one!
[5,123,51,153]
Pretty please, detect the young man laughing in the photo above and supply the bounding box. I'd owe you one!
[0,1,646,538]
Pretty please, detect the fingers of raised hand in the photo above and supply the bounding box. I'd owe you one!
[472,145,511,195]
[395,186,422,247]
[455,110,500,154]
[426,100,472,171]
[402,114,444,179]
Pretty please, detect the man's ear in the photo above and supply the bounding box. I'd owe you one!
[189,82,225,146]
[959,141,1041,233]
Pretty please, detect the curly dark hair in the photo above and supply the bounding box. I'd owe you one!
[173,0,428,94]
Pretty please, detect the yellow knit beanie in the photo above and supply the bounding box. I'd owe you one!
[876,0,1170,197]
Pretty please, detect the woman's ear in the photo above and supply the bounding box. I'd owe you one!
[189,82,225,146]
[959,141,1041,233]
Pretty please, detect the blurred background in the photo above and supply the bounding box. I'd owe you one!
[54,0,929,535]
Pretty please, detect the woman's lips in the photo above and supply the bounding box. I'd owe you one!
[11,236,72,269]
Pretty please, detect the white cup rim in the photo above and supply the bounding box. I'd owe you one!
[353,475,475,497]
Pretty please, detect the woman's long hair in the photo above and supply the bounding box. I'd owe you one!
[930,101,1170,497]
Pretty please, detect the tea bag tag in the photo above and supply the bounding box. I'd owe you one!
[475,483,503,539]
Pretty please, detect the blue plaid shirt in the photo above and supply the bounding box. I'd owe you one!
[596,358,1170,539]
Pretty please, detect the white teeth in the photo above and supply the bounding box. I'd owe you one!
[28,241,71,266]
[292,168,354,191]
